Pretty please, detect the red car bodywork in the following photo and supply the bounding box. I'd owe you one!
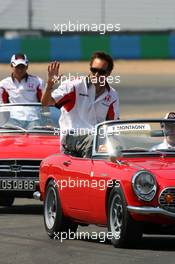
[40,153,175,226]
[0,103,61,205]
[0,134,59,159]
[0,133,59,198]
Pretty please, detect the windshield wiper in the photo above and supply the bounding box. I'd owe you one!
[122,148,148,153]
[122,149,175,157]
[0,125,27,132]
[122,149,162,157]
[152,149,175,153]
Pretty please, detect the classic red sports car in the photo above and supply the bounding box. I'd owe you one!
[0,103,60,206]
[38,119,175,248]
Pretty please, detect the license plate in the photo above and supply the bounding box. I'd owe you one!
[0,179,36,191]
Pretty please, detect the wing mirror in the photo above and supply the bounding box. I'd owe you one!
[109,145,123,163]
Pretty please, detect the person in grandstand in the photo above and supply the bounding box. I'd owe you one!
[0,54,44,128]
[151,112,175,150]
[41,51,120,157]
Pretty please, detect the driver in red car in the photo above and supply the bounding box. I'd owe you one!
[152,112,175,150]
[0,53,44,104]
[42,51,120,157]
[0,54,44,128]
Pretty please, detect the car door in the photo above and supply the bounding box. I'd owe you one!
[87,159,119,225]
[60,155,93,221]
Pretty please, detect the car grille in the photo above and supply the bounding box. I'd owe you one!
[0,159,41,178]
[159,188,175,213]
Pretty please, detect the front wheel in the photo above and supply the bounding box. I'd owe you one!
[44,180,78,239]
[107,186,142,248]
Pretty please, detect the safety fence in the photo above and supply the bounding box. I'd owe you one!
[0,33,175,62]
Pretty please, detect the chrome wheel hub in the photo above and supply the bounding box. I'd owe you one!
[45,187,57,229]
[110,194,123,239]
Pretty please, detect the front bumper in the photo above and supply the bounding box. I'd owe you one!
[127,206,175,218]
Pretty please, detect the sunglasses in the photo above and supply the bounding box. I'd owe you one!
[90,67,108,75]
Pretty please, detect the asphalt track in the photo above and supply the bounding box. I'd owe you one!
[1,199,175,264]
[0,62,175,263]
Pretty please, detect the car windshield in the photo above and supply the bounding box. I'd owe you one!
[0,103,61,134]
[93,120,175,157]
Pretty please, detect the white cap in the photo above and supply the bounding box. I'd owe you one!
[11,54,28,67]
[164,112,175,120]
[162,112,175,128]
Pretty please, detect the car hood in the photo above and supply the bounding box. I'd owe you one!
[125,157,175,180]
[0,134,59,159]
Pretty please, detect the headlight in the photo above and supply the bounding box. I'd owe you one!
[132,170,157,201]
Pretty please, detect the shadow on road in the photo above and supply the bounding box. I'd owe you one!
[0,204,43,215]
[75,234,175,251]
[138,236,175,251]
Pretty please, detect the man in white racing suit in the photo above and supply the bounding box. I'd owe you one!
[0,54,44,128]
[41,51,120,157]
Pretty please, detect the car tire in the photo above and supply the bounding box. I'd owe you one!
[0,194,15,207]
[107,186,142,248]
[44,179,78,239]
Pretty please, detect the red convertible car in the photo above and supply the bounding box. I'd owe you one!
[0,103,60,207]
[39,119,175,248]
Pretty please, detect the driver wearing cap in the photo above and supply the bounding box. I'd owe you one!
[0,53,44,104]
[0,54,44,128]
[152,112,175,150]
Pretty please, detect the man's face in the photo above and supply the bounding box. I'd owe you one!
[165,124,175,146]
[90,58,110,86]
[12,64,28,80]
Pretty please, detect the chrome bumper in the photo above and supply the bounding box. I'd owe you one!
[127,206,175,218]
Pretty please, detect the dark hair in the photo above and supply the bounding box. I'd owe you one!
[90,51,114,73]
[14,53,25,59]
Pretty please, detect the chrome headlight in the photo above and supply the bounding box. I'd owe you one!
[132,170,157,201]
